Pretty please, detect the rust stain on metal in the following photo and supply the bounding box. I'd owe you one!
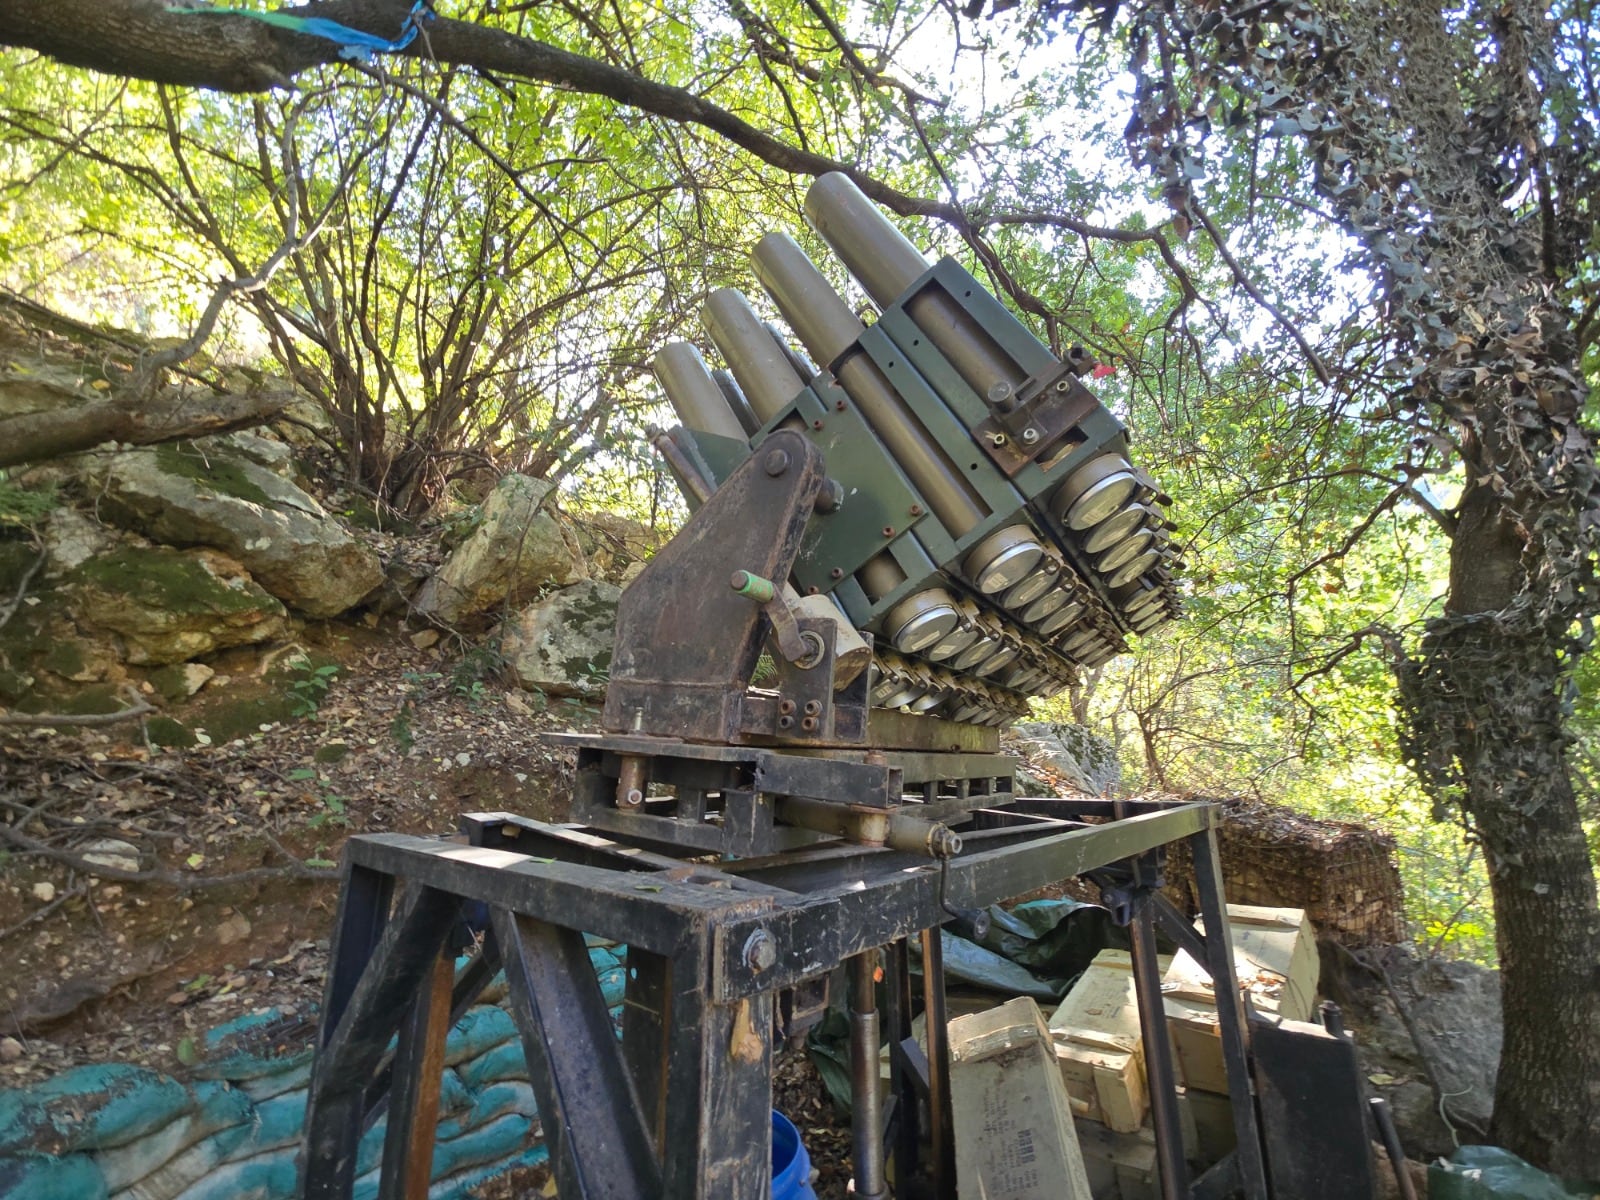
[729,998,765,1063]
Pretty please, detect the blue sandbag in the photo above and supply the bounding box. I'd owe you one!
[231,1088,306,1158]
[0,1152,108,1200]
[597,967,628,1009]
[1429,1146,1599,1199]
[455,1041,528,1090]
[425,1142,550,1200]
[188,1011,315,1084]
[0,1064,193,1155]
[114,1117,262,1200]
[429,1114,535,1180]
[236,1062,310,1103]
[348,1143,551,1200]
[442,1007,517,1067]
[435,1082,537,1142]
[166,1144,297,1200]
[96,1081,252,1190]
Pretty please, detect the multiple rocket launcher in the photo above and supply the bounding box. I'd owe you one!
[652,173,1183,729]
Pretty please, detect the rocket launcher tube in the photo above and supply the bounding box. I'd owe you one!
[654,343,748,441]
[750,232,988,537]
[702,289,808,424]
[804,173,1028,405]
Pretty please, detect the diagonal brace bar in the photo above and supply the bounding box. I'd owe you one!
[492,907,663,1199]
[301,884,462,1200]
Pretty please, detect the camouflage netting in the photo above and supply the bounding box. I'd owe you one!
[1161,798,1406,948]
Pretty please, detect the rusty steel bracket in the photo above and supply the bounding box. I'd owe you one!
[605,430,826,744]
[973,361,1101,478]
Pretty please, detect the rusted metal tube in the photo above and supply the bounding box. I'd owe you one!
[849,951,888,1200]
[615,754,646,809]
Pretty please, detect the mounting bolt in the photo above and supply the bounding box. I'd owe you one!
[928,825,963,859]
[778,698,797,715]
[803,700,822,716]
[743,929,778,973]
[835,399,847,411]
[830,567,844,580]
[806,585,820,595]
[1056,379,1071,392]
[800,716,819,732]
[812,419,825,430]
[764,448,790,476]
[909,504,923,517]
[777,715,794,730]
[882,525,895,537]
[1021,427,1040,445]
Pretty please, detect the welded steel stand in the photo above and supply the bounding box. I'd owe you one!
[296,790,1268,1200]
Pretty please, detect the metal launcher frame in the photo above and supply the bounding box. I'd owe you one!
[298,177,1276,1200]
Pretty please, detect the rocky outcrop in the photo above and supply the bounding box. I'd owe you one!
[1012,720,1123,796]
[501,580,618,699]
[570,511,659,585]
[69,546,287,665]
[415,475,588,626]
[96,440,381,619]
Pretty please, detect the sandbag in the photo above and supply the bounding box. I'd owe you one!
[1429,1146,1599,1200]
[98,1082,252,1193]
[0,1065,192,1155]
[0,1151,109,1200]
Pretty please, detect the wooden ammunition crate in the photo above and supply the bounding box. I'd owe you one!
[1073,1110,1195,1200]
[1047,949,1172,1133]
[950,996,1092,1200]
[1163,904,1320,1094]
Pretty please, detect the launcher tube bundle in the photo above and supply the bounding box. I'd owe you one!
[646,174,1182,733]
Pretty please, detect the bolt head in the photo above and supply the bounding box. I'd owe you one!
[830,567,844,579]
[743,929,778,973]
[764,448,790,476]
[1021,428,1040,445]
[882,525,895,537]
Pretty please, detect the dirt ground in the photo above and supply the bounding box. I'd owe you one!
[0,614,893,1195]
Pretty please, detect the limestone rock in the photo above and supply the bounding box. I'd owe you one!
[501,579,618,699]
[79,838,141,873]
[571,511,660,584]
[70,546,287,666]
[147,661,215,701]
[211,430,295,477]
[416,475,588,626]
[97,440,381,618]
[1012,720,1123,796]
[42,508,118,574]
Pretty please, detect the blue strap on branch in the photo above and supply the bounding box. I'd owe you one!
[166,2,436,62]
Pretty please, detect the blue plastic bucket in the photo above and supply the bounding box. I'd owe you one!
[772,1109,819,1200]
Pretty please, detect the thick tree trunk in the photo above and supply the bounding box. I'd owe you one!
[0,379,288,468]
[1414,476,1600,1178]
